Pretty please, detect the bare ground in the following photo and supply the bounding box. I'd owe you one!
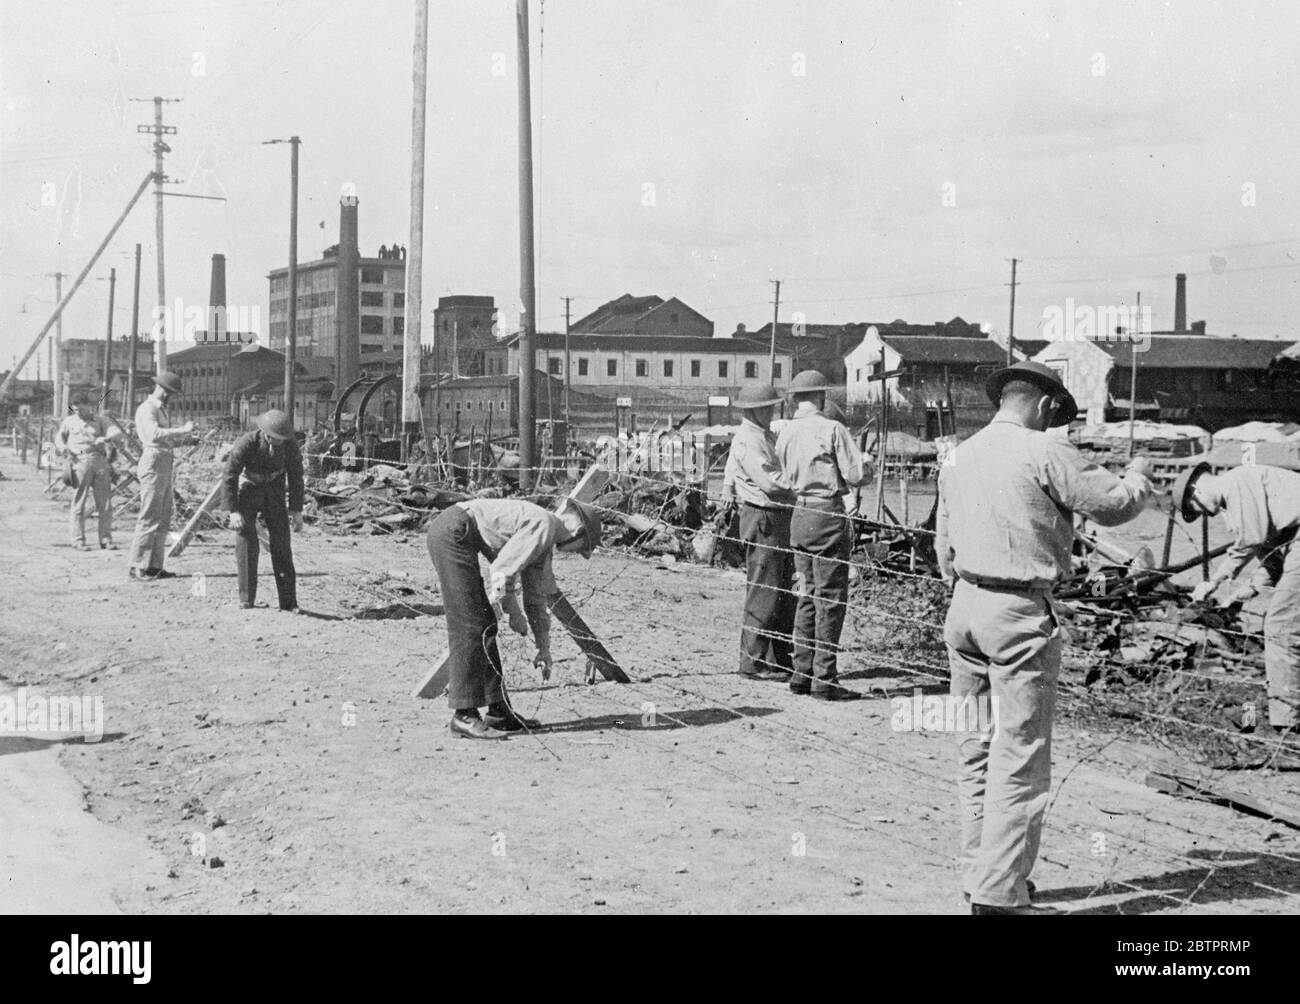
[1,458,1298,914]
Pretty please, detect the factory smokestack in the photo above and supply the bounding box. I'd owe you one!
[1174,273,1187,333]
[336,195,361,388]
[208,253,227,340]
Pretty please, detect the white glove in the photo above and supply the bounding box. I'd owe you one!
[1190,580,1219,604]
[1226,583,1257,605]
[291,511,304,533]
[486,572,508,606]
[228,512,245,531]
[1125,455,1154,479]
[533,645,553,682]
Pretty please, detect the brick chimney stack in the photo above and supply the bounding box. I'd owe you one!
[1174,273,1187,333]
[336,195,361,388]
[206,253,227,341]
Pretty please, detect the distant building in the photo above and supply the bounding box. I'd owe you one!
[423,371,565,437]
[431,295,497,378]
[570,294,714,338]
[488,332,792,392]
[59,336,156,414]
[743,317,985,385]
[1033,333,1300,431]
[267,196,407,388]
[169,342,295,427]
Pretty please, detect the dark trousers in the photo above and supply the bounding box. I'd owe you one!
[739,503,795,675]
[427,507,505,711]
[235,484,297,609]
[790,500,852,690]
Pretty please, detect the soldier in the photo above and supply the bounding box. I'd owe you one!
[127,372,194,580]
[937,360,1153,914]
[426,496,602,739]
[55,392,124,550]
[223,410,305,611]
[775,370,868,699]
[722,384,796,682]
[1176,461,1300,738]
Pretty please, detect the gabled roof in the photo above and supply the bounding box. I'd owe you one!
[570,294,666,333]
[1095,336,1295,370]
[877,335,1008,366]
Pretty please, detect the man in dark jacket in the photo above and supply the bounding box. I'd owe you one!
[222,409,304,611]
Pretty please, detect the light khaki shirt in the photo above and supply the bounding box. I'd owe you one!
[134,397,183,453]
[57,412,120,459]
[1215,465,1300,581]
[774,402,866,502]
[722,417,794,509]
[456,498,564,642]
[937,417,1152,590]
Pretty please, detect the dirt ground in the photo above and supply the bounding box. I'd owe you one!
[2,456,1298,914]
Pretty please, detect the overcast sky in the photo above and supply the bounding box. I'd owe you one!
[3,0,1298,377]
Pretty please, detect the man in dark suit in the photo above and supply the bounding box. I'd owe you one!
[222,409,304,611]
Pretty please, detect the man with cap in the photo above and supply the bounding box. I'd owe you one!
[722,385,796,682]
[128,372,194,580]
[937,360,1153,914]
[775,369,868,699]
[55,391,125,550]
[1174,461,1300,738]
[222,409,305,611]
[426,496,603,739]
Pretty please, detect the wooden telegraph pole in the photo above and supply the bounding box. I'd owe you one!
[402,0,430,460]
[126,244,142,416]
[101,267,116,406]
[516,0,537,490]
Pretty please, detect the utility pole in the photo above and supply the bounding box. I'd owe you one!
[101,268,116,406]
[263,136,302,420]
[562,295,572,431]
[47,272,65,415]
[126,243,142,415]
[402,0,430,459]
[516,0,537,489]
[1005,257,1018,365]
[1128,291,1141,459]
[133,96,180,372]
[768,279,781,377]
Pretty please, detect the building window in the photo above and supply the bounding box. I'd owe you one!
[635,359,648,378]
[774,362,782,379]
[744,361,758,379]
[361,291,384,308]
[671,312,679,324]
[855,368,862,382]
[607,359,618,377]
[577,357,589,376]
[393,293,405,309]
[361,315,384,334]
[663,359,674,378]
[718,360,729,379]
[361,268,383,284]
[548,357,561,375]
[393,317,404,336]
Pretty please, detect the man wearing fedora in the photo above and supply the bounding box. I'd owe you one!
[127,371,194,580]
[1174,461,1300,738]
[426,496,603,739]
[722,384,797,682]
[775,369,868,700]
[222,409,305,611]
[937,360,1153,915]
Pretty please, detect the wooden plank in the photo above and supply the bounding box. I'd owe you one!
[568,463,610,503]
[1144,769,1300,829]
[168,479,224,559]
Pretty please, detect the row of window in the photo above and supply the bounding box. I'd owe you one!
[442,399,507,412]
[361,291,405,309]
[360,268,402,285]
[173,398,228,413]
[175,365,226,379]
[360,315,404,335]
[543,357,781,380]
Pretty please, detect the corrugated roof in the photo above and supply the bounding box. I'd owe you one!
[1095,336,1294,370]
[879,335,1008,365]
[504,332,785,355]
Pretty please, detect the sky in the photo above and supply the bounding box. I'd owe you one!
[3,0,1299,379]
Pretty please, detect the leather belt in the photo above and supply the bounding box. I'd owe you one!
[958,573,1049,595]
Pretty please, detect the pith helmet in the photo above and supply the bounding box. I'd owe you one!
[734,384,783,409]
[789,370,830,394]
[984,360,1078,427]
[154,371,183,394]
[258,409,294,439]
[1170,461,1212,522]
